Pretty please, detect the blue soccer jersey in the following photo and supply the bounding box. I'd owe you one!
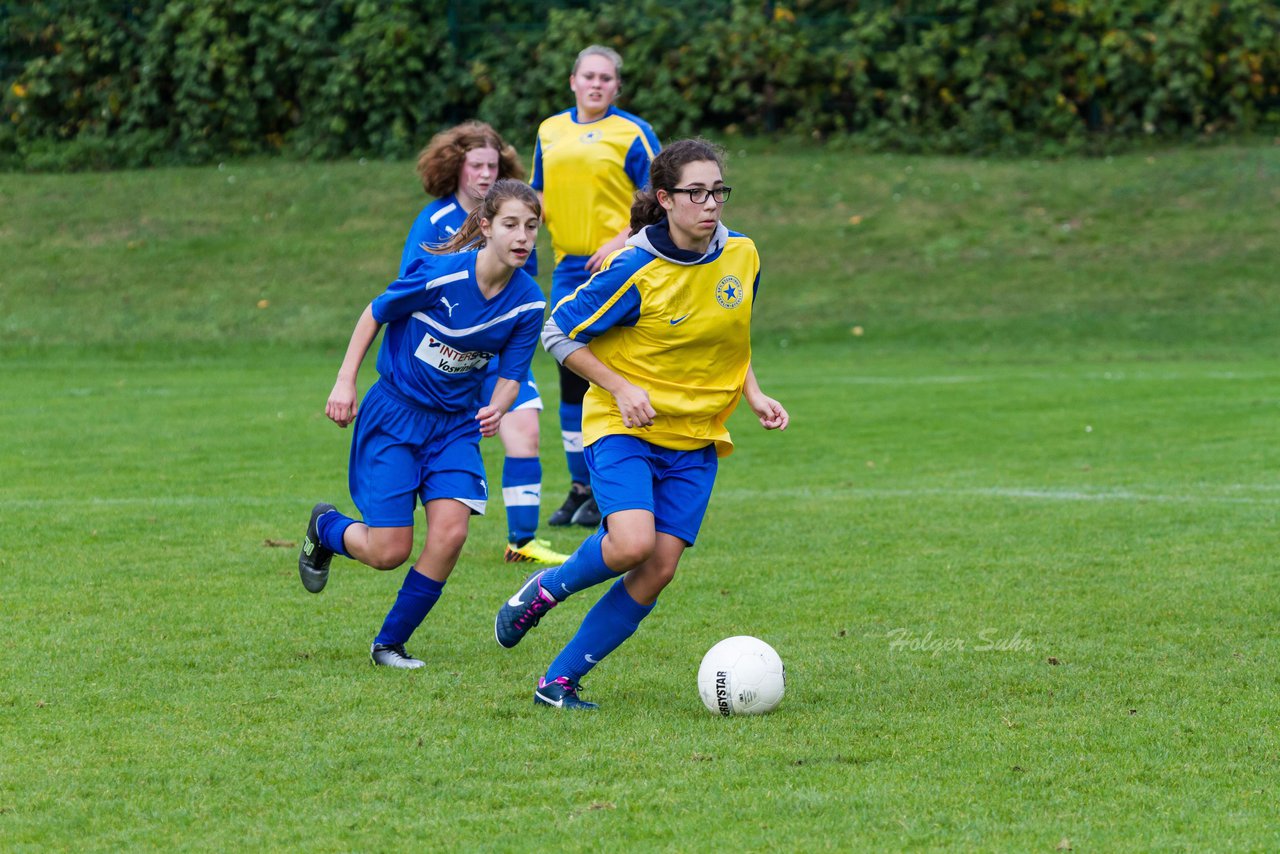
[372,252,546,413]
[401,194,465,272]
[402,193,538,278]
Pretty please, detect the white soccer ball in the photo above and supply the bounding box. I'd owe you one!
[697,635,786,716]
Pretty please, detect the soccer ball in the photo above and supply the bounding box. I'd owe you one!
[697,636,785,716]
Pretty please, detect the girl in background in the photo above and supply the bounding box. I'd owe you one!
[403,121,568,566]
[531,45,661,530]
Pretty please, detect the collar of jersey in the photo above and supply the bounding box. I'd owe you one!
[626,218,728,266]
[568,106,618,125]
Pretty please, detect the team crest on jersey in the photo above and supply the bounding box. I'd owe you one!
[414,333,494,375]
[579,130,603,144]
[715,275,745,309]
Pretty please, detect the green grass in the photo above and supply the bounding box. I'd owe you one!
[1,143,1278,850]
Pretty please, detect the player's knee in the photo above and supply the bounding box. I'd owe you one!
[651,560,678,589]
[606,528,656,569]
[366,535,414,570]
[502,420,539,457]
[434,524,469,558]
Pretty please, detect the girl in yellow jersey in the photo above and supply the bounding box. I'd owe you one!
[495,139,789,710]
[531,45,662,529]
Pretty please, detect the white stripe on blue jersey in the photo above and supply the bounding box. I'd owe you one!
[414,300,548,338]
[429,201,458,225]
[417,268,470,292]
[401,194,466,276]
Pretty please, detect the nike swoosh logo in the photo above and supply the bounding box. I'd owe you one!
[507,574,540,607]
[585,654,599,664]
[536,689,563,708]
[669,314,690,326]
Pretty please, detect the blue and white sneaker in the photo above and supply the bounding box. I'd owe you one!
[494,570,558,649]
[535,676,598,710]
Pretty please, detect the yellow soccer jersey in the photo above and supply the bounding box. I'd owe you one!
[531,107,660,265]
[548,224,759,457]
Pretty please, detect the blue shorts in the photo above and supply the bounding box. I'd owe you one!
[550,255,592,306]
[584,434,719,547]
[348,381,488,527]
[481,356,542,413]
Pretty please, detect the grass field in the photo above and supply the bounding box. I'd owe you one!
[1,142,1278,851]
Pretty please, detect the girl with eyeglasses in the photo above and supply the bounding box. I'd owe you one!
[494,139,790,709]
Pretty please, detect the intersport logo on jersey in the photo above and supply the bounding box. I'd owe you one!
[414,334,494,375]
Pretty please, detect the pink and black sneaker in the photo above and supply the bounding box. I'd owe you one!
[494,570,559,649]
[534,676,598,710]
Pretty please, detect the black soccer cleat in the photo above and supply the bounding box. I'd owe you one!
[570,495,601,527]
[548,485,590,527]
[298,502,337,593]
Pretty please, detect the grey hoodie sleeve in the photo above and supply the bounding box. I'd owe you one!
[542,316,588,365]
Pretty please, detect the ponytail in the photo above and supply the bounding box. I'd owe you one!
[429,208,486,255]
[425,179,541,255]
[629,188,665,232]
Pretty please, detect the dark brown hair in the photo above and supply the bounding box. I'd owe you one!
[629,138,726,232]
[415,121,524,197]
[426,179,542,255]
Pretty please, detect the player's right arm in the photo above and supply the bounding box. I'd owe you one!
[561,346,655,429]
[542,250,655,428]
[327,303,382,428]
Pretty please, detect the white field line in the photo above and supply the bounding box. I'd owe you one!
[3,485,1279,510]
[807,370,1280,386]
[714,485,1280,505]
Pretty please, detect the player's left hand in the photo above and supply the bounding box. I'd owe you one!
[475,405,504,437]
[586,233,628,273]
[748,395,789,431]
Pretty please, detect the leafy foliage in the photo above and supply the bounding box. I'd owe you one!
[3,0,1277,168]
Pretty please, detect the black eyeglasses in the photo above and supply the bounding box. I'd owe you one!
[668,186,732,204]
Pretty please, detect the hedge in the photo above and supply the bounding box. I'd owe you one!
[2,0,1277,169]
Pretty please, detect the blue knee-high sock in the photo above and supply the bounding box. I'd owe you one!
[559,401,590,486]
[501,455,542,544]
[316,509,355,558]
[538,529,615,601]
[374,568,445,646]
[545,577,655,684]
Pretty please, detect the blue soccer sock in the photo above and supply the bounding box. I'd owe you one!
[374,567,445,647]
[537,529,615,601]
[559,401,590,486]
[501,455,542,544]
[545,577,655,684]
[316,509,355,558]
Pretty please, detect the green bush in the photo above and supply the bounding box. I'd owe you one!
[2,0,1277,169]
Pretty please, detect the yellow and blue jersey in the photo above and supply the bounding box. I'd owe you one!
[372,252,545,412]
[531,107,660,265]
[547,222,759,457]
